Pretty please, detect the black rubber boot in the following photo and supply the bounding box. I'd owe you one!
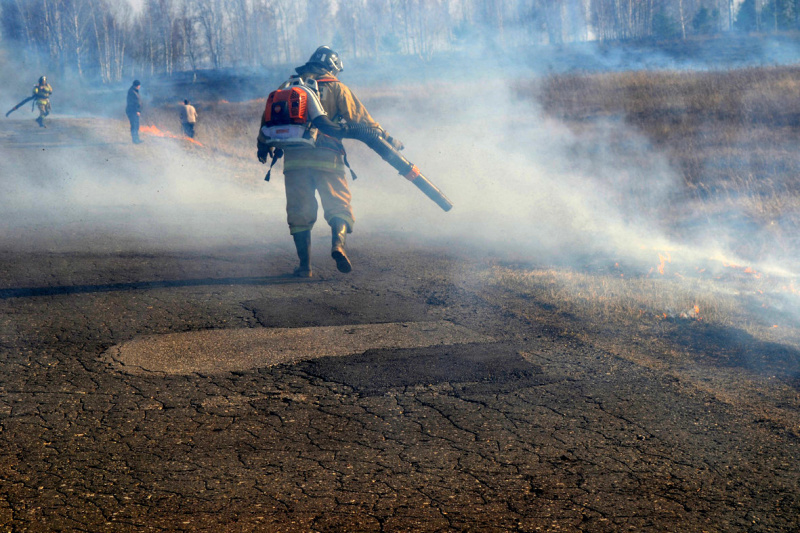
[292,230,312,278]
[330,218,352,273]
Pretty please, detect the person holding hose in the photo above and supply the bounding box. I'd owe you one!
[258,46,403,278]
[5,76,52,123]
[33,76,53,128]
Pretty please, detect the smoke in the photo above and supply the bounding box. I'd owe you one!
[0,118,283,254]
[340,46,800,343]
[2,32,800,324]
[346,79,675,263]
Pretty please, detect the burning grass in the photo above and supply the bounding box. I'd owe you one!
[528,66,800,241]
[143,99,265,176]
[497,66,800,411]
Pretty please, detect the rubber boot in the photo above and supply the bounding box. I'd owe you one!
[292,230,312,278]
[36,116,45,128]
[330,218,352,273]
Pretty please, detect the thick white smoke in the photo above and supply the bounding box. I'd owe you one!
[349,81,681,263]
[0,118,282,253]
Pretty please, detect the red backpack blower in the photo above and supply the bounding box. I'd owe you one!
[259,77,453,212]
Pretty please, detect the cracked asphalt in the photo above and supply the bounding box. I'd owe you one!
[1,119,799,531]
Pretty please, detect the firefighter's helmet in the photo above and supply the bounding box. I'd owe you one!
[308,46,343,73]
[38,76,46,85]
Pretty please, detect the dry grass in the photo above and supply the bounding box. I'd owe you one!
[529,66,800,206]
[516,66,800,259]
[144,99,265,180]
[495,66,800,381]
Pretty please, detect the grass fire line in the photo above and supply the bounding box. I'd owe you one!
[141,124,203,147]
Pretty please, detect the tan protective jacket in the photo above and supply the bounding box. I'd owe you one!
[33,83,52,104]
[271,68,382,173]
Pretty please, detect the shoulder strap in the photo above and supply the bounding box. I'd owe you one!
[316,76,339,83]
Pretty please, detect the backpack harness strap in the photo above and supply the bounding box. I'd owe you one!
[317,77,359,180]
[264,75,358,182]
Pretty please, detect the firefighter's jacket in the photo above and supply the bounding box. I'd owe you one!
[126,86,142,116]
[33,84,52,104]
[266,66,382,174]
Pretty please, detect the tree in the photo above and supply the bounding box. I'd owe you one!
[692,6,719,34]
[652,5,681,38]
[762,0,799,30]
[734,0,757,32]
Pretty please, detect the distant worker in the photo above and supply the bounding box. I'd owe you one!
[257,46,403,277]
[179,99,197,138]
[126,80,143,144]
[5,76,51,121]
[32,76,53,128]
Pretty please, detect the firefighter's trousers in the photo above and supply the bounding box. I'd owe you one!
[284,167,354,235]
[36,101,50,118]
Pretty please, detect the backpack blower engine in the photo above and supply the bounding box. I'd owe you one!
[259,78,453,212]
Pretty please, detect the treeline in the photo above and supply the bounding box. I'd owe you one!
[1,0,798,83]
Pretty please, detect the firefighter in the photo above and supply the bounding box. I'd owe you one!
[32,76,52,128]
[126,80,143,144]
[258,46,402,277]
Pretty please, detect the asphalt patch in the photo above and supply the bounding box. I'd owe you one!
[296,342,550,395]
[106,321,492,375]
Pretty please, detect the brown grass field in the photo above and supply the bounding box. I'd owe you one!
[512,67,800,420]
[141,67,800,423]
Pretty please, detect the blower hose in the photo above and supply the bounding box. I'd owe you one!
[312,118,454,212]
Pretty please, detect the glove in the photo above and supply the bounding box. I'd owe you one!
[385,134,404,151]
[257,144,270,164]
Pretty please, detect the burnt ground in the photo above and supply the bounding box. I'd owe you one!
[1,118,799,532]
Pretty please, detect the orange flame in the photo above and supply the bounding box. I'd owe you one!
[722,261,761,279]
[656,252,671,275]
[140,124,203,146]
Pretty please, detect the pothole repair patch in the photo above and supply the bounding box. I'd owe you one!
[106,321,493,375]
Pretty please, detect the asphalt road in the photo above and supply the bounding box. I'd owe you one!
[0,118,798,532]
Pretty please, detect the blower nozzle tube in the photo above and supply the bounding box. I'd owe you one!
[312,118,454,212]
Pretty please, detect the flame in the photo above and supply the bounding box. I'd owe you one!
[722,261,761,279]
[656,252,671,275]
[140,125,203,146]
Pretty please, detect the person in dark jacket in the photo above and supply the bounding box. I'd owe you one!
[126,80,143,144]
